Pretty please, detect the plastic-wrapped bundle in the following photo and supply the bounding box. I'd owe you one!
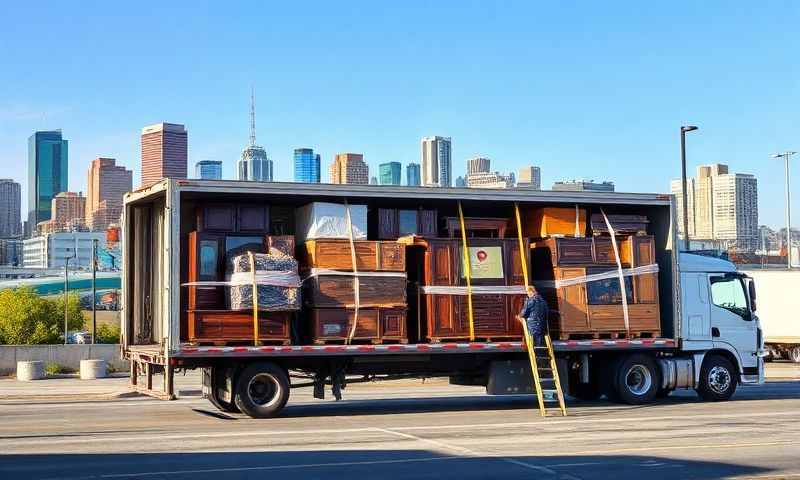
[227,252,301,311]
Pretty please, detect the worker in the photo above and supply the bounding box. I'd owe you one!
[518,285,549,347]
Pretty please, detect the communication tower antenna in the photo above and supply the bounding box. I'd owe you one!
[249,86,257,146]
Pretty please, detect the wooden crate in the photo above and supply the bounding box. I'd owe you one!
[424,239,526,340]
[531,237,594,267]
[304,274,407,308]
[523,207,587,238]
[187,310,291,344]
[300,240,405,271]
[309,307,407,343]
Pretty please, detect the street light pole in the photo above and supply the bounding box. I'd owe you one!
[680,126,699,251]
[92,238,98,344]
[63,248,75,345]
[772,151,797,269]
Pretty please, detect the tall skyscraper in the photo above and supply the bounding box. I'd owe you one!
[140,123,187,187]
[467,171,515,189]
[294,148,321,183]
[517,166,542,190]
[421,136,452,187]
[329,153,369,184]
[379,162,402,185]
[237,89,273,182]
[27,130,68,235]
[50,192,86,229]
[195,160,222,180]
[466,157,491,176]
[0,179,22,238]
[86,158,133,231]
[670,164,759,251]
[406,162,421,186]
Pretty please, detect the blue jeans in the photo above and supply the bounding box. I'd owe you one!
[526,318,546,347]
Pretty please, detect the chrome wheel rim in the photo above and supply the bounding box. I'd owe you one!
[707,366,731,394]
[625,364,652,396]
[247,373,280,407]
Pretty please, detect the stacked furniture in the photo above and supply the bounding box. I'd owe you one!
[297,203,408,344]
[185,202,299,345]
[376,208,437,239]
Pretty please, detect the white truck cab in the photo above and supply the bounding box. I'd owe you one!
[679,253,764,393]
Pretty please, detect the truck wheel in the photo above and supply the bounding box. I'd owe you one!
[614,354,660,405]
[208,367,239,414]
[234,362,290,418]
[696,355,738,401]
[790,347,800,364]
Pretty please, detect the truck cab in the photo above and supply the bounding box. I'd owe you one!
[679,253,764,392]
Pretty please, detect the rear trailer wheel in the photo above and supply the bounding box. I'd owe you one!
[234,362,290,418]
[790,346,800,364]
[207,367,240,414]
[697,355,738,401]
[614,354,660,405]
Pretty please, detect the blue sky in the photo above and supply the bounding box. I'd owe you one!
[1,1,798,228]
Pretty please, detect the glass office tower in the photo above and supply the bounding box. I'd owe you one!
[294,148,321,183]
[195,160,223,180]
[28,130,68,235]
[406,162,421,186]
[379,162,402,185]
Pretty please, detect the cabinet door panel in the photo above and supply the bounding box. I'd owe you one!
[201,205,236,231]
[418,210,438,237]
[378,209,398,239]
[556,268,589,331]
[238,205,268,233]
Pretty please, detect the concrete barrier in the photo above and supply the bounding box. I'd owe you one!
[0,345,127,376]
[80,359,107,379]
[17,361,45,381]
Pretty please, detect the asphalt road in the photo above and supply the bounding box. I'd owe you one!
[1,366,799,480]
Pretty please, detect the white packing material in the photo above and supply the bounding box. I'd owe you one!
[295,202,368,242]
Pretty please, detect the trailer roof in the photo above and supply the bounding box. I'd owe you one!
[125,178,674,206]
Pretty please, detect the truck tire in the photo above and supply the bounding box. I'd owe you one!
[208,367,240,414]
[790,347,800,364]
[613,354,660,405]
[696,355,738,401]
[234,362,290,418]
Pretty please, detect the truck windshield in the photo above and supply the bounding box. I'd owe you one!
[710,275,750,319]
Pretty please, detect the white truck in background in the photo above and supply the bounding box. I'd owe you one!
[741,268,800,363]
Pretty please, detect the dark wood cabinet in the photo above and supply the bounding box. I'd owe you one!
[532,237,594,268]
[187,232,224,310]
[305,274,407,308]
[196,203,269,234]
[443,217,508,239]
[188,310,290,344]
[377,208,438,239]
[237,205,268,232]
[309,307,407,343]
[300,240,405,271]
[269,206,294,235]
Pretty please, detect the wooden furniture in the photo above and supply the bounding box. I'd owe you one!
[300,240,405,271]
[187,231,225,310]
[443,217,509,239]
[188,310,291,344]
[266,235,295,257]
[523,207,587,238]
[424,239,526,341]
[196,204,269,233]
[309,307,407,343]
[377,208,438,239]
[304,274,407,308]
[269,206,294,235]
[590,214,649,236]
[531,237,594,266]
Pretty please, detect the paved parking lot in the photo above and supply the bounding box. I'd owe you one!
[1,363,799,479]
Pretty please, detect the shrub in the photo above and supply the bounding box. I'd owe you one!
[95,323,121,344]
[45,362,68,376]
[0,287,84,345]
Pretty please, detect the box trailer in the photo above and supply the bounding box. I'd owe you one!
[740,268,800,362]
[121,179,763,417]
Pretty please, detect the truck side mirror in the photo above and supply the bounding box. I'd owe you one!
[748,279,756,312]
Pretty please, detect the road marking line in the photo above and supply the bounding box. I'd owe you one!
[548,440,796,456]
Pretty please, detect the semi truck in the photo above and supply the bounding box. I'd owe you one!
[740,268,800,363]
[121,179,764,418]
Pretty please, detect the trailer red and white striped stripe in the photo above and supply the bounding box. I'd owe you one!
[175,338,676,358]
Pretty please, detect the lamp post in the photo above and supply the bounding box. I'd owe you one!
[63,247,76,345]
[680,125,699,251]
[772,151,797,269]
[91,238,98,344]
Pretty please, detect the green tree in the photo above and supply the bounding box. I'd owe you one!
[0,288,84,345]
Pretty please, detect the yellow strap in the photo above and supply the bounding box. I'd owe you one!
[344,200,360,344]
[248,251,259,346]
[457,202,475,341]
[513,203,529,289]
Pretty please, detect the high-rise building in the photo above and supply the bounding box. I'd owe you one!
[0,179,22,238]
[51,192,86,228]
[86,158,133,232]
[329,153,369,185]
[238,89,273,182]
[140,123,187,187]
[552,180,615,192]
[195,160,222,180]
[455,176,466,188]
[0,239,23,266]
[370,176,378,185]
[421,136,452,187]
[27,130,68,235]
[379,162,402,185]
[294,148,321,183]
[670,164,759,251]
[466,157,491,176]
[467,171,515,189]
[406,162,421,186]
[517,166,542,190]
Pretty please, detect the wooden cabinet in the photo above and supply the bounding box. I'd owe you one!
[444,217,508,239]
[188,310,290,344]
[300,240,405,271]
[593,237,631,265]
[630,235,658,304]
[305,274,407,308]
[196,204,269,234]
[424,239,527,340]
[187,232,224,310]
[269,206,294,235]
[377,208,438,239]
[523,207,587,238]
[532,237,594,268]
[309,307,407,343]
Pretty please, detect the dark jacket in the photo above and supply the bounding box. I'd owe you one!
[520,293,549,334]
